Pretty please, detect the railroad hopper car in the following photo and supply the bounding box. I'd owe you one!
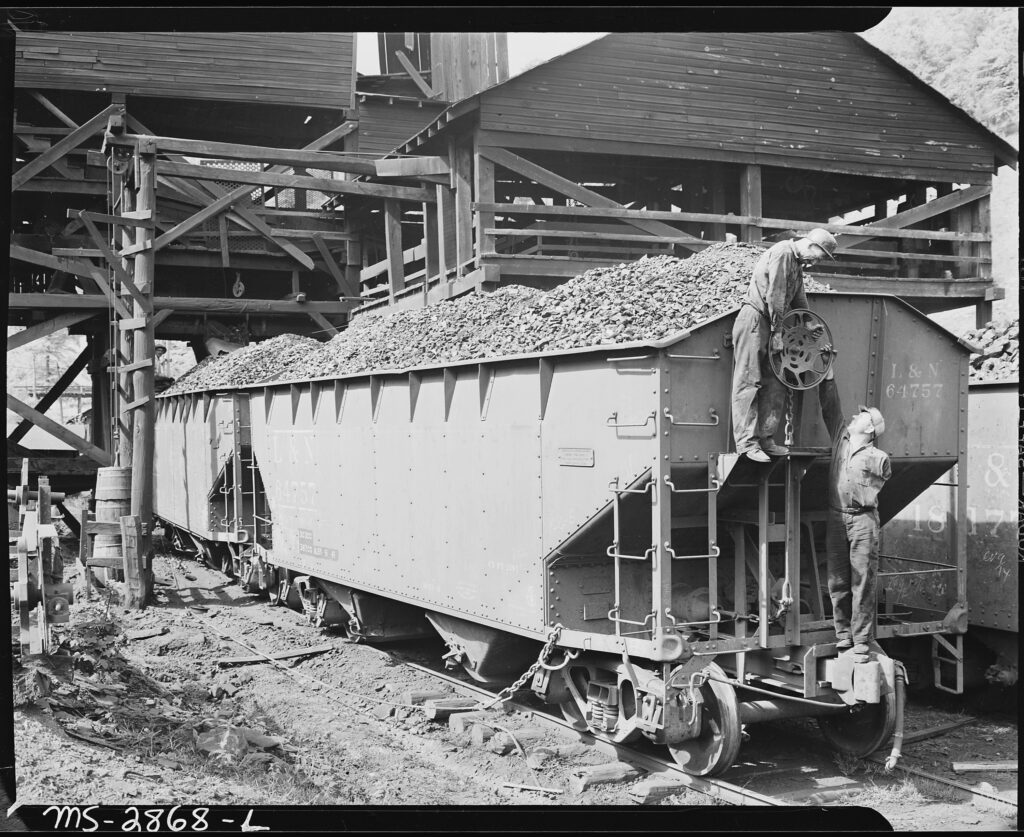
[154,292,971,775]
[880,378,1018,692]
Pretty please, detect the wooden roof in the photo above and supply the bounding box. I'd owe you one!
[14,32,357,111]
[400,32,1017,182]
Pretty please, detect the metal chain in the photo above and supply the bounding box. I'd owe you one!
[478,624,565,710]
[784,388,795,447]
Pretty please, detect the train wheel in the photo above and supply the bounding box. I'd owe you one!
[559,663,642,744]
[667,663,741,776]
[817,688,897,758]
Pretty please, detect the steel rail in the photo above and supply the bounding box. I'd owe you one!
[398,659,785,807]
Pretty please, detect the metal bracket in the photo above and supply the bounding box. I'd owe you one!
[607,410,656,429]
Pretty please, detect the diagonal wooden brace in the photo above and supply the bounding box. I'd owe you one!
[78,211,153,313]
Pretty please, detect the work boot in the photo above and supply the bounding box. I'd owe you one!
[761,443,790,456]
[835,637,853,650]
[745,448,770,463]
[850,643,870,663]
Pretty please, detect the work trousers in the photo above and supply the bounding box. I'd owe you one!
[826,509,880,646]
[731,305,785,454]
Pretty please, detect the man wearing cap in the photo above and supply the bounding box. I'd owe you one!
[818,361,891,662]
[731,228,838,463]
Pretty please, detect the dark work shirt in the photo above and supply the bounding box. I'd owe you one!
[745,240,810,330]
[818,378,892,513]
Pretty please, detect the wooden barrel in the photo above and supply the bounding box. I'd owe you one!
[93,466,132,569]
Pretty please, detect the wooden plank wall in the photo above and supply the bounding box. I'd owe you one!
[430,33,508,102]
[354,97,447,158]
[478,32,999,182]
[15,32,356,111]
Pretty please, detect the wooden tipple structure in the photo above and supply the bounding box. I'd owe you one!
[6,31,505,551]
[347,32,1015,325]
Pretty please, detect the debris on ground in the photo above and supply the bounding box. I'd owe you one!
[960,318,1019,382]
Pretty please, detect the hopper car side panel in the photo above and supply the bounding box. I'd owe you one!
[248,352,663,637]
[882,383,1018,634]
[154,393,233,538]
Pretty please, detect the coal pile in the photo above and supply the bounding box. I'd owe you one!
[165,243,835,391]
[163,335,323,394]
[961,318,1019,383]
[286,243,832,380]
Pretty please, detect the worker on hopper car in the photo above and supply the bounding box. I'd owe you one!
[731,228,838,463]
[817,360,891,663]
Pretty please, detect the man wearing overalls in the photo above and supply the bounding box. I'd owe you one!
[817,362,891,662]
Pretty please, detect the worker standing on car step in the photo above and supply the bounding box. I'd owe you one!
[817,359,891,663]
[731,228,837,463]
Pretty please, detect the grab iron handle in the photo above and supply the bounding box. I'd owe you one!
[663,407,719,427]
[663,475,720,493]
[607,411,656,429]
[667,350,720,360]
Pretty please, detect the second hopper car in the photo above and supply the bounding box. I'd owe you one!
[154,292,972,775]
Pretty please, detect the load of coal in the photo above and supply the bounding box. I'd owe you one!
[162,334,323,394]
[960,318,1019,383]
[164,243,835,390]
[285,243,833,380]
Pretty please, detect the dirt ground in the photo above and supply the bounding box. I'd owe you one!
[8,546,1019,828]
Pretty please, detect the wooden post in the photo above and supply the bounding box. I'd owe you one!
[129,148,156,606]
[451,139,474,276]
[117,171,135,467]
[474,141,495,265]
[423,199,440,300]
[740,165,762,243]
[384,199,404,303]
[974,190,993,327]
[120,514,144,610]
[709,162,727,242]
[437,183,457,279]
[345,239,362,301]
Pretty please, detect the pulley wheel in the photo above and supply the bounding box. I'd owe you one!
[769,308,835,391]
[818,686,897,758]
[667,662,742,776]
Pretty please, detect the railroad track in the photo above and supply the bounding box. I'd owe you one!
[163,555,1018,812]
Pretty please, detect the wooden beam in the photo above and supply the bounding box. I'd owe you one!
[384,199,405,302]
[308,311,340,337]
[838,184,993,251]
[8,293,356,315]
[160,161,433,203]
[452,140,474,273]
[7,312,98,352]
[12,104,119,191]
[77,210,154,229]
[7,346,91,446]
[474,142,496,263]
[375,156,450,178]
[473,203,989,242]
[393,49,437,99]
[218,214,230,268]
[152,188,242,251]
[28,91,79,129]
[740,164,763,243]
[16,178,107,195]
[78,212,153,313]
[478,146,704,249]
[5,394,113,465]
[107,133,377,176]
[312,234,359,297]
